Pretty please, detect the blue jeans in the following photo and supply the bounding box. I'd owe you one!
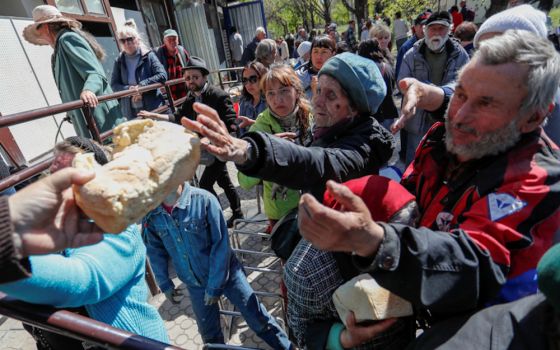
[188,258,292,349]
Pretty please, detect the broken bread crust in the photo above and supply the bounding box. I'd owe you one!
[73,119,200,233]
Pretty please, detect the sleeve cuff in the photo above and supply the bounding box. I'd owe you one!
[326,322,345,350]
[0,196,32,283]
[353,222,400,272]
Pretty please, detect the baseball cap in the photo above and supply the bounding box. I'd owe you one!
[425,11,452,26]
[414,12,431,25]
[163,29,178,38]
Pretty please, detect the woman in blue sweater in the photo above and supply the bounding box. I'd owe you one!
[0,137,169,348]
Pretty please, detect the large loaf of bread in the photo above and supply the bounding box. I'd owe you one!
[333,274,413,326]
[73,119,200,233]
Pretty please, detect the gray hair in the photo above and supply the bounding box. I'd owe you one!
[255,26,266,36]
[255,38,277,61]
[474,30,560,115]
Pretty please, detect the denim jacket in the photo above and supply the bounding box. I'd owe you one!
[142,183,231,299]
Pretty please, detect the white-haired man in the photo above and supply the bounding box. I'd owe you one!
[398,11,469,166]
[241,26,266,65]
[298,30,560,347]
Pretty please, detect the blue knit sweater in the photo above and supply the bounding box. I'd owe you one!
[0,225,169,343]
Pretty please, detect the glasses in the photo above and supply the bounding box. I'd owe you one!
[242,75,259,85]
[119,37,135,44]
[265,87,293,100]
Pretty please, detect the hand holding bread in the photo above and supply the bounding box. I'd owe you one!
[72,119,200,233]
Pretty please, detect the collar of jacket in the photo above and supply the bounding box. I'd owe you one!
[311,114,367,147]
[147,182,192,219]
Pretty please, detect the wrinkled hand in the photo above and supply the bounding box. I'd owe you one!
[8,168,104,256]
[234,115,256,130]
[164,288,184,304]
[80,90,98,108]
[340,312,398,348]
[181,102,250,164]
[298,180,384,257]
[137,110,166,121]
[204,294,220,305]
[310,75,318,96]
[391,78,420,134]
[274,132,297,142]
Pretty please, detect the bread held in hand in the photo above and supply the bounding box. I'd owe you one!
[333,273,413,326]
[73,119,200,233]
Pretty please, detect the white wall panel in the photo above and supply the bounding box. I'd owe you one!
[0,18,76,163]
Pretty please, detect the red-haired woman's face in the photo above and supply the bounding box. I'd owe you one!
[265,79,297,117]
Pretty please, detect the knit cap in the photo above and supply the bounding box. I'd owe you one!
[473,4,547,48]
[318,52,386,114]
[297,41,312,58]
[537,244,560,312]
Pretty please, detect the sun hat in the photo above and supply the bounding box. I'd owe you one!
[23,5,81,46]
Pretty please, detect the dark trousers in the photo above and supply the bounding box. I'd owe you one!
[199,160,241,213]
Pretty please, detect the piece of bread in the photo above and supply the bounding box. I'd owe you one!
[333,273,413,326]
[73,119,200,233]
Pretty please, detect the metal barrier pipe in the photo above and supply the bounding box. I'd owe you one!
[0,159,50,191]
[0,292,182,350]
[0,79,186,129]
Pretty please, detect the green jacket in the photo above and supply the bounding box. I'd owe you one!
[53,30,125,138]
[238,108,308,220]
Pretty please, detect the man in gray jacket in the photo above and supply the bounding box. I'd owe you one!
[398,11,469,166]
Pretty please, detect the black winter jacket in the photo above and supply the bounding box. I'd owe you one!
[238,115,395,199]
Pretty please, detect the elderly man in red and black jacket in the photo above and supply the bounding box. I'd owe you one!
[297,30,560,348]
[155,29,190,101]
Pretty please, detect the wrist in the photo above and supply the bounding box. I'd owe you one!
[233,140,252,165]
[353,221,384,257]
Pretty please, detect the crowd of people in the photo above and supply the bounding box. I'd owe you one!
[1,2,560,350]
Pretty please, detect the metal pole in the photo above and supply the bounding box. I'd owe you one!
[82,106,102,143]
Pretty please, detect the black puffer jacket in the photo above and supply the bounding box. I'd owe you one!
[238,114,395,199]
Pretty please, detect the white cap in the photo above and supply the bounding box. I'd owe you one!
[297,41,312,57]
[474,4,547,48]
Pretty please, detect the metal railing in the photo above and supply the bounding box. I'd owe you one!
[0,77,190,348]
[0,292,181,350]
[0,69,246,349]
[0,78,188,192]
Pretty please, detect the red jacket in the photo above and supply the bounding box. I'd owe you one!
[356,122,559,319]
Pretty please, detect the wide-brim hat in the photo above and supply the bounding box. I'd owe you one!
[182,56,210,75]
[23,5,81,46]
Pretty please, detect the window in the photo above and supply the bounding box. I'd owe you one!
[54,0,84,15]
[84,0,105,14]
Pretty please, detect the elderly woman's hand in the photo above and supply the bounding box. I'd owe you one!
[80,90,98,108]
[181,102,250,164]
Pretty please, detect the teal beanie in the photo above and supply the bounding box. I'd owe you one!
[537,244,560,312]
[318,52,386,114]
